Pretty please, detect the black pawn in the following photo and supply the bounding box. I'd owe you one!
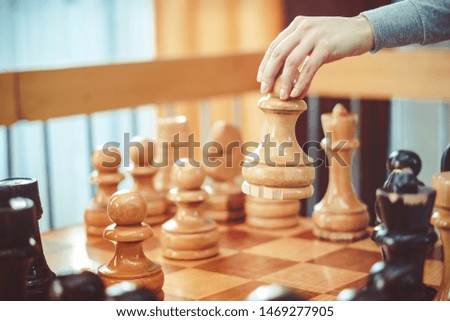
[386,150,422,176]
[0,178,56,300]
[384,150,423,193]
[0,198,40,300]
[48,271,105,301]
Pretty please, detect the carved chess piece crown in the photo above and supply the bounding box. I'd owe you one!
[128,137,169,225]
[312,104,369,241]
[85,147,125,236]
[161,158,220,260]
[98,190,164,300]
[203,121,245,223]
[241,77,315,200]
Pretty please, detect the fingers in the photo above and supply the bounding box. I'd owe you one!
[259,34,305,95]
[290,49,325,99]
[257,17,302,83]
[278,41,313,100]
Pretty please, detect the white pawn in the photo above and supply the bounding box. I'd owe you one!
[84,146,125,236]
[128,137,169,225]
[98,190,164,300]
[161,158,219,260]
[203,121,245,223]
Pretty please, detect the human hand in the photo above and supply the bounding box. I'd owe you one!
[257,15,374,100]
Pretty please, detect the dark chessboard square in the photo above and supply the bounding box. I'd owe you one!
[293,230,316,240]
[201,280,320,301]
[219,229,278,250]
[196,252,297,279]
[308,248,381,273]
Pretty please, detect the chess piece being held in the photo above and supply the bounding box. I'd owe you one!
[129,137,168,225]
[98,191,164,300]
[241,74,315,201]
[161,158,220,260]
[85,146,125,236]
[431,144,450,301]
[203,121,245,223]
[312,104,369,241]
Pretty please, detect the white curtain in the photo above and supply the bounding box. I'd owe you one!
[0,0,157,231]
[389,100,449,185]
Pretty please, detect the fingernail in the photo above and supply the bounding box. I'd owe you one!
[260,82,269,94]
[257,70,262,82]
[280,89,287,100]
[290,88,299,98]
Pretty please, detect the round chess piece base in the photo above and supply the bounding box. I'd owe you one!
[245,196,300,229]
[313,226,369,242]
[161,227,220,260]
[162,246,220,261]
[241,181,314,201]
[312,209,369,241]
[99,269,165,301]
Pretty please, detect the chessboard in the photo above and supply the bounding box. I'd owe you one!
[42,217,444,301]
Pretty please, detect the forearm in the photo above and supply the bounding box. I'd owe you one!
[361,0,450,52]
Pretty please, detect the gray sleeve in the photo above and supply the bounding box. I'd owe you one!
[361,0,450,52]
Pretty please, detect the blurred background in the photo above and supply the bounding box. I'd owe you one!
[0,0,448,232]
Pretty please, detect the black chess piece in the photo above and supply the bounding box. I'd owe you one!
[386,150,422,176]
[0,197,40,300]
[441,143,450,172]
[48,271,105,301]
[340,151,437,300]
[337,262,418,301]
[383,150,423,193]
[0,178,56,300]
[106,282,159,301]
[246,284,305,301]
